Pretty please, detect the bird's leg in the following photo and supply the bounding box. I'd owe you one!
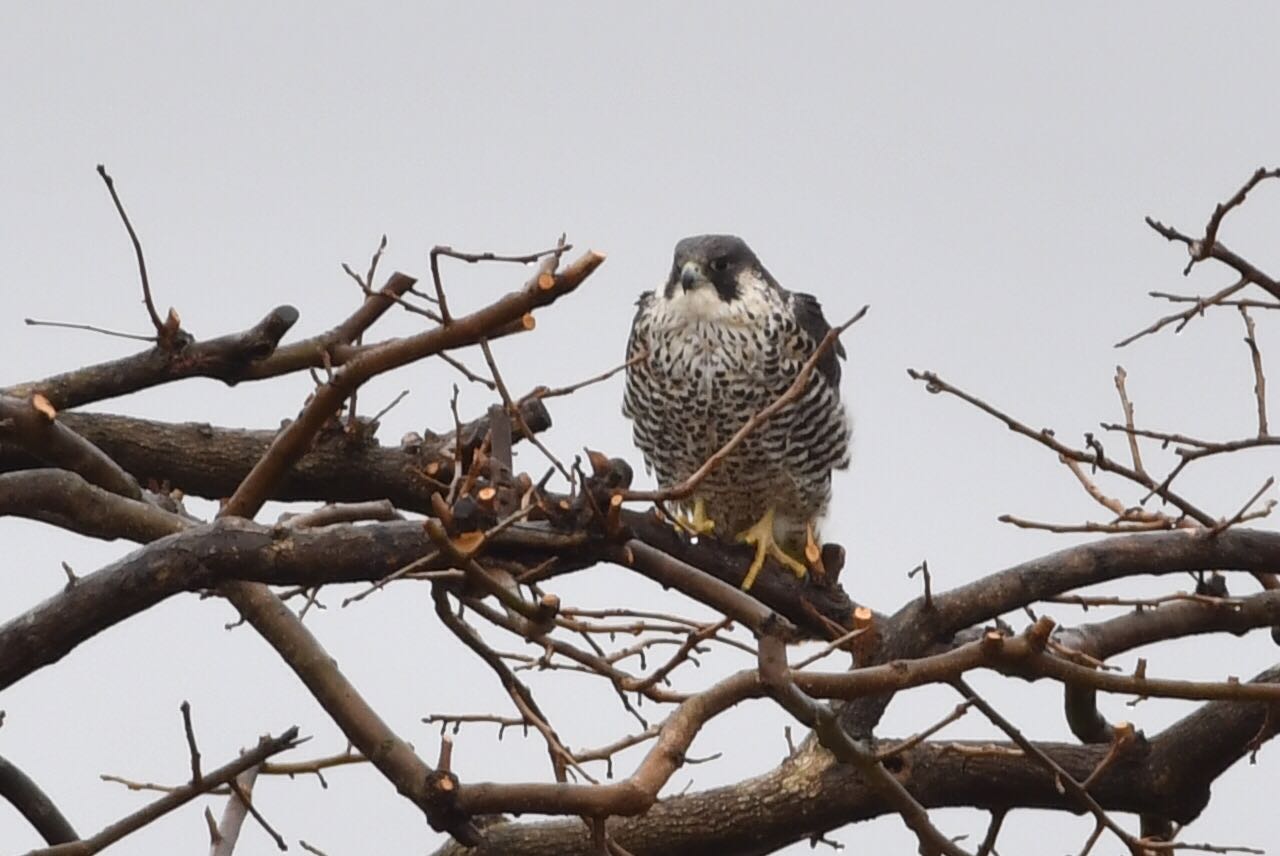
[672,496,716,537]
[737,506,808,590]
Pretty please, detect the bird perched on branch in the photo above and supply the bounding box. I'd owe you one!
[622,235,850,589]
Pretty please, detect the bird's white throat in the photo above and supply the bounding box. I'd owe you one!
[662,284,731,322]
[656,271,777,328]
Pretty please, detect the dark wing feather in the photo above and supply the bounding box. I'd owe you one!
[620,291,654,421]
[791,291,845,388]
[625,291,653,361]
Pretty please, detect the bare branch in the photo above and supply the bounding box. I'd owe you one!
[1239,306,1269,435]
[480,337,572,482]
[1113,366,1147,477]
[0,754,79,846]
[1116,277,1248,348]
[524,352,647,402]
[180,701,202,783]
[952,674,1140,855]
[433,586,590,783]
[31,727,299,856]
[0,395,142,501]
[875,700,974,761]
[757,635,972,856]
[209,765,261,856]
[95,164,168,340]
[1194,167,1280,272]
[1209,477,1275,536]
[24,318,155,343]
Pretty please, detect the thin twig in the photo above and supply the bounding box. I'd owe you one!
[439,352,497,389]
[525,352,647,401]
[1151,292,1280,311]
[999,514,1176,534]
[370,389,410,425]
[424,714,526,736]
[1239,306,1268,436]
[1113,366,1146,478]
[792,626,870,670]
[36,728,299,856]
[952,677,1142,855]
[180,701,202,783]
[975,810,1006,856]
[432,585,593,783]
[227,774,286,851]
[908,368,1217,529]
[23,318,155,343]
[909,560,933,610]
[1209,477,1275,536]
[430,242,572,326]
[1194,167,1280,272]
[480,337,572,482]
[1081,722,1137,790]
[875,700,974,761]
[1116,277,1248,348]
[95,165,166,337]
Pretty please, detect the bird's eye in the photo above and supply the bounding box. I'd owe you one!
[710,258,729,272]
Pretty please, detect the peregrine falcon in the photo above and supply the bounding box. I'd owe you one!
[622,235,851,589]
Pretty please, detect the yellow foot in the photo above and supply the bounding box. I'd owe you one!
[737,507,808,590]
[672,497,716,537]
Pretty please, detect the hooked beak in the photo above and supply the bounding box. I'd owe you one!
[680,261,706,290]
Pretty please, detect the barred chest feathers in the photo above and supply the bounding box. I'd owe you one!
[644,271,798,412]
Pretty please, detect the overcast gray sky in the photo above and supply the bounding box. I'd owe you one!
[4,3,1280,854]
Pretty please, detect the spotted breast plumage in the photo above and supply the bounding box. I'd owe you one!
[622,235,851,589]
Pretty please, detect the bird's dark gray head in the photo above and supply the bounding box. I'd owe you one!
[665,234,761,302]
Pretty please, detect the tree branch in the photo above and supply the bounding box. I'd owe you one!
[0,402,551,514]
[5,305,301,410]
[430,664,1280,856]
[0,396,142,500]
[0,754,78,846]
[28,727,300,856]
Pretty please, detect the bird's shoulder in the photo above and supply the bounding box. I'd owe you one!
[786,289,845,387]
[626,290,657,354]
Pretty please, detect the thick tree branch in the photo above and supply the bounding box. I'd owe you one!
[431,664,1280,856]
[0,396,141,500]
[0,402,551,513]
[0,754,78,846]
[1057,588,1280,743]
[6,520,1280,696]
[843,527,1280,737]
[613,540,800,639]
[923,528,1280,640]
[0,405,854,636]
[0,469,190,542]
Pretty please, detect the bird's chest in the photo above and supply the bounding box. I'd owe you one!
[647,322,778,416]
